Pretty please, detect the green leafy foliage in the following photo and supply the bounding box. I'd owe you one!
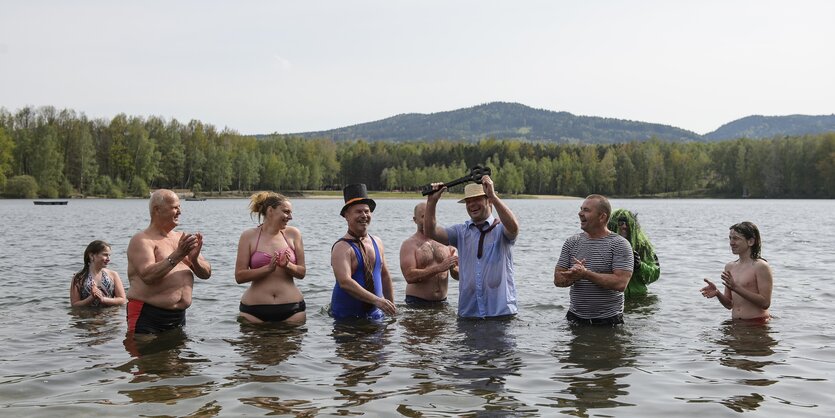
[0,106,833,198]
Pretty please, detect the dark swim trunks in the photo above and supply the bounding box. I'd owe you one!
[239,300,306,322]
[127,299,187,334]
[566,310,624,326]
[404,294,448,307]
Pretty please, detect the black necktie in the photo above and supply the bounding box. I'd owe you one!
[477,219,500,259]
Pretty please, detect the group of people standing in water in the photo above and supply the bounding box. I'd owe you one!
[71,177,774,334]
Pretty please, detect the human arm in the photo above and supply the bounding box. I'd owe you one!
[721,263,773,310]
[399,240,458,284]
[183,232,211,280]
[423,183,450,245]
[482,176,519,240]
[378,239,396,311]
[554,266,578,287]
[70,280,96,307]
[278,228,306,279]
[553,239,578,287]
[127,232,195,286]
[561,257,631,291]
[234,229,277,284]
[700,278,733,309]
[449,246,459,280]
[331,240,396,315]
[634,252,660,285]
[97,270,127,306]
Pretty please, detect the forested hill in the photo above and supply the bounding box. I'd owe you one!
[704,114,835,140]
[286,102,703,144]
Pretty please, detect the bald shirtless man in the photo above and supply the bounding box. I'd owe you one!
[701,221,773,322]
[400,202,459,307]
[126,189,212,334]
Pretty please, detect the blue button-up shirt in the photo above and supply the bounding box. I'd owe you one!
[446,214,517,318]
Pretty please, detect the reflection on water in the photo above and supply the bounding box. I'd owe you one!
[116,329,213,404]
[623,293,659,318]
[685,321,780,413]
[3,198,835,415]
[330,319,396,406]
[443,318,529,415]
[717,321,778,373]
[231,323,317,415]
[548,325,635,414]
[68,307,123,347]
[230,321,305,369]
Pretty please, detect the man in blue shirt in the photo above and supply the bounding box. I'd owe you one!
[423,175,520,318]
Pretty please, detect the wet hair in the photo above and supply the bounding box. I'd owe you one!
[730,221,763,260]
[608,209,656,261]
[249,191,290,223]
[72,240,111,294]
[586,194,611,221]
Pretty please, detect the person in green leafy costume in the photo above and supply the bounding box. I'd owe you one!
[607,209,660,299]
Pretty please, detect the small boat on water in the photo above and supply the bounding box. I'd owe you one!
[185,197,207,201]
[33,200,68,205]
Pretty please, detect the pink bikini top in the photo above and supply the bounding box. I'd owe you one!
[249,227,297,269]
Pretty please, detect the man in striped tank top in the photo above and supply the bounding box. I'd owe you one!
[554,194,634,326]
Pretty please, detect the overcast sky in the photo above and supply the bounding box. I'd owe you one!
[1,1,833,135]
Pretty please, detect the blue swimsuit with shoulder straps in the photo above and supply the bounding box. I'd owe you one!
[330,237,384,320]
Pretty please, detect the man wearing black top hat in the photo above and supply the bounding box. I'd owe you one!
[330,184,397,320]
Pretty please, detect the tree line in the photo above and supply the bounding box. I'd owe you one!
[0,106,832,198]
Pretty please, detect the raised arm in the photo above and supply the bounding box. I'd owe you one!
[423,183,450,244]
[482,176,519,240]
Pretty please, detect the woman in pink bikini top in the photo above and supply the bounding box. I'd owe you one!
[234,192,307,324]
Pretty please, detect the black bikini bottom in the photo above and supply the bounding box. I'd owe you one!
[240,300,306,322]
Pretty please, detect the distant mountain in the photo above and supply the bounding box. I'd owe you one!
[264,102,835,144]
[704,114,835,141]
[285,102,703,144]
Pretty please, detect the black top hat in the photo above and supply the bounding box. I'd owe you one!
[341,183,376,216]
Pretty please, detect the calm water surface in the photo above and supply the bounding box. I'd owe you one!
[1,198,833,417]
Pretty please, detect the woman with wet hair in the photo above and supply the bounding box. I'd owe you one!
[700,221,773,322]
[234,192,307,324]
[70,240,127,307]
[607,209,660,299]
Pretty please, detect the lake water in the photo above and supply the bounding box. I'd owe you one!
[1,197,833,417]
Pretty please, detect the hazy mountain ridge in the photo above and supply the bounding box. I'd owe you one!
[270,102,835,143]
[704,114,835,140]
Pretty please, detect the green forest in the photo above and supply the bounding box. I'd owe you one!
[0,106,833,199]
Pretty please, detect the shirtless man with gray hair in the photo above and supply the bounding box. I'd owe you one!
[126,189,212,334]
